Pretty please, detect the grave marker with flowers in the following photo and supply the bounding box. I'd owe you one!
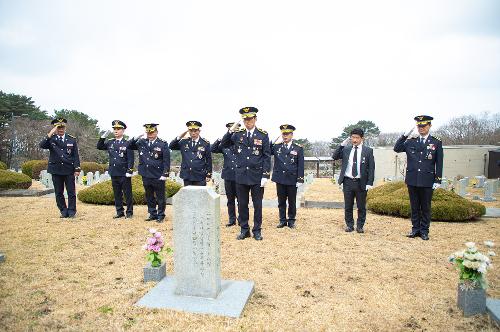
[143,228,172,282]
[448,240,495,316]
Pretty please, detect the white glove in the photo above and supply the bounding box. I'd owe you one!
[296,182,303,188]
[159,176,167,181]
[341,137,350,147]
[432,183,440,190]
[125,173,133,178]
[405,127,416,137]
[365,185,373,191]
[101,134,107,139]
[260,178,268,187]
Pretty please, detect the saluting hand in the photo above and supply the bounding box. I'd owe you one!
[48,126,58,137]
[405,127,416,137]
[340,137,351,147]
[229,120,241,132]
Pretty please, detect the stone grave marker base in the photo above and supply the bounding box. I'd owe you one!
[136,276,254,318]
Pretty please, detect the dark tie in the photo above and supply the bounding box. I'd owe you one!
[352,146,358,178]
[420,137,425,145]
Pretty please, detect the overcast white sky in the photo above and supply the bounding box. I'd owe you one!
[1,0,499,141]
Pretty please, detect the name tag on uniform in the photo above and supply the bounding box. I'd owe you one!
[67,143,73,147]
[154,147,162,151]
[120,146,126,151]
[254,139,262,146]
[198,146,205,151]
[290,150,297,155]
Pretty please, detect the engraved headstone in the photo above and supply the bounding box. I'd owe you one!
[481,181,497,202]
[86,172,94,186]
[441,178,449,190]
[173,187,221,298]
[463,177,470,186]
[458,179,467,197]
[94,171,100,183]
[475,176,486,188]
[78,170,85,185]
[135,186,254,317]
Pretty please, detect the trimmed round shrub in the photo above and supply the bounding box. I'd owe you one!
[21,160,48,179]
[80,162,107,174]
[78,175,182,205]
[0,170,32,190]
[0,161,7,170]
[367,181,486,221]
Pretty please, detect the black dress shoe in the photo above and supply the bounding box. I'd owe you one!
[253,232,263,241]
[288,223,296,229]
[157,217,165,223]
[406,232,420,238]
[60,214,68,218]
[145,216,157,221]
[67,214,76,219]
[237,231,251,240]
[345,227,354,232]
[277,221,287,228]
[420,234,429,241]
[356,228,364,233]
[113,214,125,219]
[226,221,236,227]
[125,214,133,219]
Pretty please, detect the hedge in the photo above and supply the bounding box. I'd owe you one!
[0,170,32,190]
[78,175,182,205]
[80,162,108,174]
[21,160,48,179]
[0,161,7,170]
[367,181,486,221]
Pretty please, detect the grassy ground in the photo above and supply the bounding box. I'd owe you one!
[0,194,498,331]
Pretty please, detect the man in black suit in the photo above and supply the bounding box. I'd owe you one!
[394,115,443,240]
[332,128,375,233]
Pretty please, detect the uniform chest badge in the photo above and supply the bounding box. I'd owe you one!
[253,150,260,156]
[140,151,143,156]
[154,152,159,159]
[67,143,73,147]
[198,146,205,152]
[154,147,161,152]
[278,148,282,154]
[290,150,297,155]
[254,139,262,146]
[119,152,124,158]
[428,154,433,160]
[240,136,244,142]
[119,146,126,151]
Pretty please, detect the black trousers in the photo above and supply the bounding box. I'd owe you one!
[111,176,133,215]
[225,179,238,224]
[236,183,264,233]
[407,185,433,235]
[343,177,367,228]
[142,177,166,219]
[52,174,76,217]
[276,183,297,225]
[183,180,206,186]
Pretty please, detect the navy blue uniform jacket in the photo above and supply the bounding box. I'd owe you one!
[97,138,134,177]
[270,141,305,186]
[129,138,170,179]
[39,134,81,175]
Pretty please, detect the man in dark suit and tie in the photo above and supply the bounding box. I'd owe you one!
[332,128,375,233]
[394,115,443,240]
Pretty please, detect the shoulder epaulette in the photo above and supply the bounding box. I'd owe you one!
[256,127,267,135]
[294,143,303,148]
[156,137,165,143]
[67,134,76,139]
[431,135,441,141]
[201,137,210,144]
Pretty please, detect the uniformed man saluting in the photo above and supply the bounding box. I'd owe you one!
[129,124,170,223]
[97,120,135,219]
[270,124,305,229]
[169,121,212,186]
[211,122,241,227]
[39,118,81,218]
[220,107,271,241]
[394,115,443,240]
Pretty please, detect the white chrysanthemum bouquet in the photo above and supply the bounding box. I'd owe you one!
[448,241,495,290]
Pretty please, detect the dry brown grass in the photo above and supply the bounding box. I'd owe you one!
[0,194,499,331]
[305,178,344,201]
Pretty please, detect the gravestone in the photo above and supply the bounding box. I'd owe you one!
[47,175,54,189]
[78,170,85,185]
[136,186,254,317]
[481,181,497,202]
[475,176,486,188]
[169,171,176,179]
[463,177,470,186]
[441,178,449,190]
[492,179,499,193]
[94,171,100,183]
[212,172,225,195]
[458,179,467,197]
[333,174,340,184]
[86,172,94,186]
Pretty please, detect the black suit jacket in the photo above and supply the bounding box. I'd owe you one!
[332,144,375,190]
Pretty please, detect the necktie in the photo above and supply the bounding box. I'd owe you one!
[352,146,358,178]
[148,141,152,147]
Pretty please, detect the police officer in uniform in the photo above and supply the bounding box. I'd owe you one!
[270,124,304,229]
[169,121,212,186]
[221,107,271,241]
[394,115,443,240]
[39,118,81,218]
[211,122,241,227]
[97,120,134,219]
[130,124,170,223]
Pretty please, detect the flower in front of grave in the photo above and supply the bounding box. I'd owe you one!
[449,241,495,289]
[143,229,172,267]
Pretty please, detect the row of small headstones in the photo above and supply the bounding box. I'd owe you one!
[39,170,113,188]
[210,172,315,195]
[453,176,499,202]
